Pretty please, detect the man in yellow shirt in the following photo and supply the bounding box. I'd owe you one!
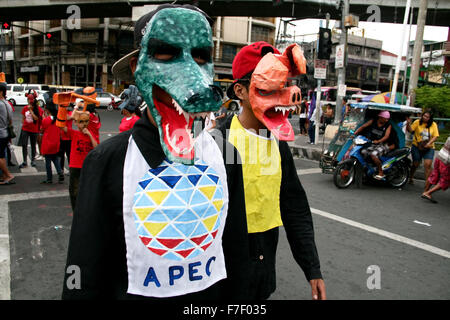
[406,111,439,184]
[216,41,326,300]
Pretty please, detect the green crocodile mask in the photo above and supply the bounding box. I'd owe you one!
[134,8,223,164]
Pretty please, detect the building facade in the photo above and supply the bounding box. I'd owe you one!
[378,50,406,93]
[6,16,276,95]
[327,33,383,91]
[10,18,134,93]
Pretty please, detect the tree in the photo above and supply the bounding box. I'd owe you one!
[414,85,450,118]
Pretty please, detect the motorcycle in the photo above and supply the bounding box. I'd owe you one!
[333,133,411,188]
[107,97,120,111]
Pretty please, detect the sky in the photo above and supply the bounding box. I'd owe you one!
[284,19,448,56]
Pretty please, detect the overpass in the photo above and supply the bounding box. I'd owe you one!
[1,0,449,26]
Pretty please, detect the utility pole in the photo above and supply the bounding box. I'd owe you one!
[402,7,414,101]
[408,0,428,106]
[0,28,6,74]
[390,0,412,104]
[334,0,349,124]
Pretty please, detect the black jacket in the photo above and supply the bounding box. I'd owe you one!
[62,111,250,300]
[215,114,323,300]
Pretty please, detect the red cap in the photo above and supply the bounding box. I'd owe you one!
[227,41,280,99]
[232,41,280,80]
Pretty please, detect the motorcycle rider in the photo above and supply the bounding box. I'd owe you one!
[353,111,396,180]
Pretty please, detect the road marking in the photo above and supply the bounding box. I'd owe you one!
[297,168,322,175]
[311,208,450,259]
[0,190,69,300]
[11,145,38,173]
[11,169,70,177]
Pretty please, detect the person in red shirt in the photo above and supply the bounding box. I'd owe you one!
[40,103,64,184]
[119,108,140,133]
[86,103,101,144]
[61,112,98,210]
[59,100,81,173]
[118,85,142,133]
[18,90,43,168]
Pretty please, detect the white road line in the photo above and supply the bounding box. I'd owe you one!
[297,168,322,175]
[11,145,38,173]
[12,168,70,177]
[311,208,450,259]
[0,190,69,300]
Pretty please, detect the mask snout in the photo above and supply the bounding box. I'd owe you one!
[289,87,302,105]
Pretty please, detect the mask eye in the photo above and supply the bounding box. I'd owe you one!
[191,48,212,65]
[258,89,275,96]
[148,39,181,61]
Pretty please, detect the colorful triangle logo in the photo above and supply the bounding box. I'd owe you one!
[146,190,170,205]
[134,207,155,221]
[199,186,217,201]
[143,222,168,237]
[212,200,224,212]
[202,214,218,232]
[157,238,184,249]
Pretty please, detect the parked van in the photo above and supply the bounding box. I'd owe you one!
[6,83,49,106]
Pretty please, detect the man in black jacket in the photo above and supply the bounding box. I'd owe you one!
[215,41,326,300]
[62,4,249,300]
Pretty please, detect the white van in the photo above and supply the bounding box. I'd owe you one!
[6,83,49,106]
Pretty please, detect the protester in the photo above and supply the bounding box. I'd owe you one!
[341,96,350,120]
[40,101,64,184]
[62,4,250,300]
[0,82,15,185]
[421,136,450,203]
[308,101,322,145]
[353,111,395,180]
[18,90,43,168]
[298,98,308,135]
[220,41,326,300]
[204,112,216,131]
[6,97,15,166]
[324,103,334,127]
[86,103,101,144]
[61,111,98,210]
[406,111,439,184]
[118,85,142,133]
[58,101,76,173]
[74,87,101,144]
[215,103,228,127]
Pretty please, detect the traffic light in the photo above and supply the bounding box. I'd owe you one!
[1,21,11,30]
[318,27,332,60]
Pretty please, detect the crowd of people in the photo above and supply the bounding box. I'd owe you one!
[0,83,144,206]
[0,3,447,302]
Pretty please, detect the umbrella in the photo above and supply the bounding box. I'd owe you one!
[362,92,407,104]
[362,93,389,103]
[383,92,408,104]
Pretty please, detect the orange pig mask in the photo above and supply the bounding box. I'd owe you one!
[249,43,306,141]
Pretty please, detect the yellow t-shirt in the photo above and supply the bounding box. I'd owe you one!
[228,115,283,233]
[411,120,439,149]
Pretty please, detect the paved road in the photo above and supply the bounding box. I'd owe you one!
[1,107,449,300]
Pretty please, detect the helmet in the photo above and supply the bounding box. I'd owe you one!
[378,111,390,119]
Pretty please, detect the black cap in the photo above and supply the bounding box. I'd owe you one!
[112,4,212,82]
